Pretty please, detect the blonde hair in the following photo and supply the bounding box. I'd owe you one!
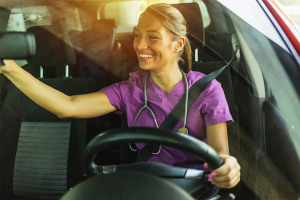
[141,3,192,72]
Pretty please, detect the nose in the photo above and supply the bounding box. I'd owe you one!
[135,36,148,51]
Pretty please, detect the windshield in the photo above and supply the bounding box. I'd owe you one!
[0,0,300,199]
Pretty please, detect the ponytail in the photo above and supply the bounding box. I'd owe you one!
[178,38,192,73]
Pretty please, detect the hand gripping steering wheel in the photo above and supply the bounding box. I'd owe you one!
[80,127,224,199]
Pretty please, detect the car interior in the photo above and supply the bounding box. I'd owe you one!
[0,0,300,199]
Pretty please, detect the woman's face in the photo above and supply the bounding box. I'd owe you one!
[133,11,179,72]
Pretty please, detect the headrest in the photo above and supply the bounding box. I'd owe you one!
[171,3,204,47]
[68,20,115,67]
[26,26,76,67]
[92,19,116,29]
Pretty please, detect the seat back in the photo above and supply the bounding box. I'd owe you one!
[0,25,98,199]
[69,19,115,69]
[14,121,71,199]
[171,3,204,47]
[0,7,11,110]
[68,19,116,89]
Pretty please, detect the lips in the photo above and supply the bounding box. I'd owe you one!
[139,53,154,61]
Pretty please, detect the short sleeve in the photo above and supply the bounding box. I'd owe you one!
[101,82,125,114]
[201,80,233,126]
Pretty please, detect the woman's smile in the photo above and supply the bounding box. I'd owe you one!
[139,53,155,61]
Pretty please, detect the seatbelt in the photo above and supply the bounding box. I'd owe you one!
[133,55,237,163]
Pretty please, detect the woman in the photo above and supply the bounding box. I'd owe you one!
[0,3,240,189]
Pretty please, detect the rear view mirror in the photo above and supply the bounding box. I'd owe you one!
[0,32,36,65]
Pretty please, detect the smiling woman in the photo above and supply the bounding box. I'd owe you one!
[101,3,240,189]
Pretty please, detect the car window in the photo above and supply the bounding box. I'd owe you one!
[7,6,51,32]
[1,0,300,200]
[104,1,140,33]
[104,0,196,33]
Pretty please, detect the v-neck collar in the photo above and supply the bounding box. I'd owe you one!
[147,70,191,96]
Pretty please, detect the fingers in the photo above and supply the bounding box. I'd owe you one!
[203,163,209,169]
[203,163,212,171]
[210,169,241,188]
[0,60,17,74]
[213,155,239,176]
[214,171,240,188]
[207,155,241,188]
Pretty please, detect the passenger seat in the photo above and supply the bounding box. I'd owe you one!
[0,25,98,199]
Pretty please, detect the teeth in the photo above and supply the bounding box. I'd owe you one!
[140,54,154,58]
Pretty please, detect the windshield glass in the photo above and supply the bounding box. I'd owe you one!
[0,0,300,199]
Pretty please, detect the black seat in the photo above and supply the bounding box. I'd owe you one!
[69,19,118,89]
[0,7,11,111]
[0,25,98,199]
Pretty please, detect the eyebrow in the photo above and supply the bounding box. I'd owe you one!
[134,28,162,35]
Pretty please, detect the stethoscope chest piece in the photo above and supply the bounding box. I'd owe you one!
[178,127,188,135]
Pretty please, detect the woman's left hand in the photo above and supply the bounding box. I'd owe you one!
[204,154,241,188]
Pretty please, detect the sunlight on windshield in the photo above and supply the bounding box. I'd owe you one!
[7,6,51,32]
[104,0,211,33]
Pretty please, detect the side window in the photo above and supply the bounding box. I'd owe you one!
[7,6,51,32]
[194,0,211,28]
[104,1,142,33]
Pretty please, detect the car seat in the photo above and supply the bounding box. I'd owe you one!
[0,7,11,111]
[68,19,118,89]
[172,2,204,48]
[0,25,98,199]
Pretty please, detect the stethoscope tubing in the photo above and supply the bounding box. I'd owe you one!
[130,68,189,154]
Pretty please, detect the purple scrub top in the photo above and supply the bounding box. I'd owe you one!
[101,70,233,169]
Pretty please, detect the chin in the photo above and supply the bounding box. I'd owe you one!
[138,63,154,71]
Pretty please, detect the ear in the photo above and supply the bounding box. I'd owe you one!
[174,37,185,53]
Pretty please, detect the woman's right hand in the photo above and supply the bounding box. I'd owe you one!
[0,60,17,75]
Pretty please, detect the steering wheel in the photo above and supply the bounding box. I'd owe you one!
[79,127,224,199]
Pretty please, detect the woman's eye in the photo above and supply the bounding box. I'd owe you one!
[134,34,141,38]
[149,36,158,39]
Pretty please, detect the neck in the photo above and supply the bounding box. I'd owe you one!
[149,65,183,93]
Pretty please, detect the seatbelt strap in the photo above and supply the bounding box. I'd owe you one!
[133,56,236,163]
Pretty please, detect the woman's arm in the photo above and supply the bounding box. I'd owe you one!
[206,122,241,188]
[0,60,117,118]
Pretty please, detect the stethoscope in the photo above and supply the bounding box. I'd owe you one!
[129,68,189,154]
